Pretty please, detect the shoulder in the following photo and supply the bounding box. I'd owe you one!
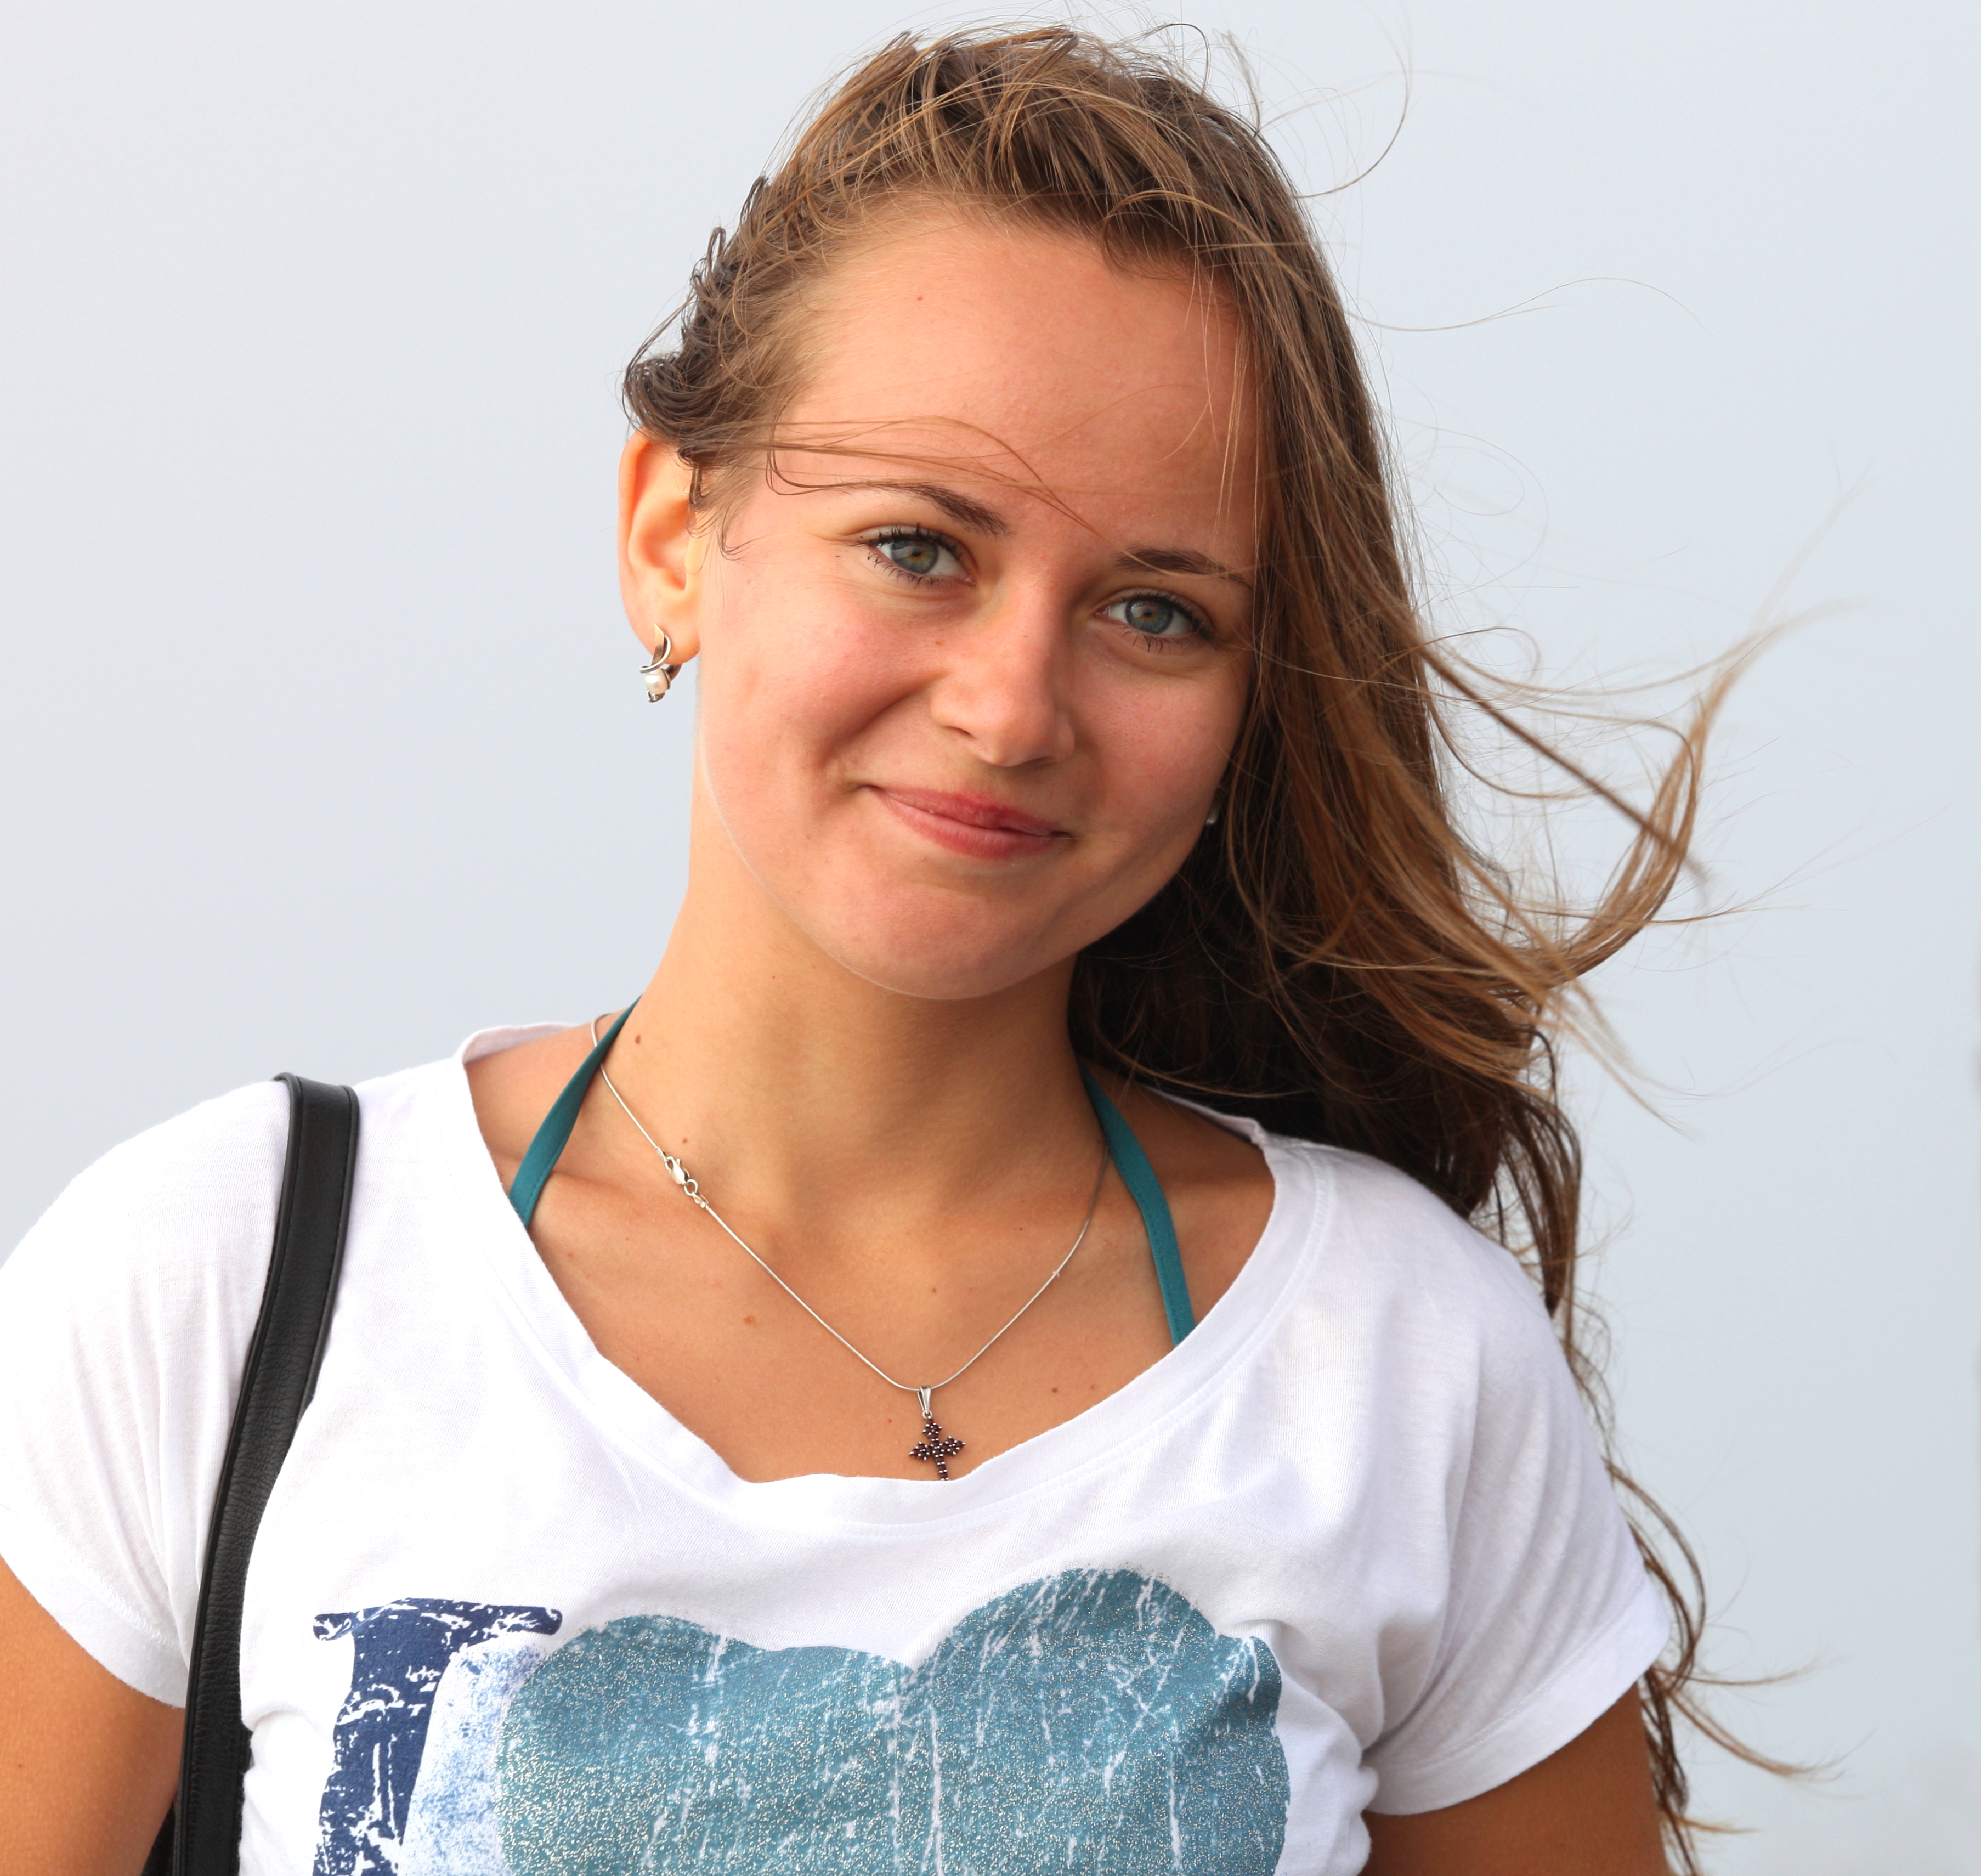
[0,1080,298,1697]
[0,1049,474,1321]
[2,1079,292,1309]
[0,1042,516,1702]
[1305,1140,1538,1303]
[1116,1084,1556,1366]
[1253,1131,1567,1405]
[463,1019,602,1186]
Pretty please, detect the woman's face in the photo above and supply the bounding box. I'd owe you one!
[626,213,1258,1002]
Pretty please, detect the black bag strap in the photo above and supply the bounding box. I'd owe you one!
[144,1075,359,1876]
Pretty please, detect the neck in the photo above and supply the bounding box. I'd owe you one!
[601,835,1097,1243]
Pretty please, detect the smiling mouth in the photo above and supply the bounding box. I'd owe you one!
[868,786,1068,858]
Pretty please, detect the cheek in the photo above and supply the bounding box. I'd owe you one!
[692,558,913,827]
[1086,681,1242,858]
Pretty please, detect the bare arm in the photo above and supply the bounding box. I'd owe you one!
[1363,1691,1668,1876]
[0,1557,180,1876]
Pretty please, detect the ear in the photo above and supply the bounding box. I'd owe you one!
[617,433,703,662]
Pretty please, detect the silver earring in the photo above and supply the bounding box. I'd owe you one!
[1205,802,1221,827]
[638,631,681,703]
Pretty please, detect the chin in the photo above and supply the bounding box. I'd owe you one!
[825,941,1062,1005]
[807,903,1080,1004]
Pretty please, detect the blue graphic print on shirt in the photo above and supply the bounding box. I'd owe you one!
[313,1570,1287,1874]
[311,1598,562,1876]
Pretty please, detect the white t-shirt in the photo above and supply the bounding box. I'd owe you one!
[0,1026,1665,1876]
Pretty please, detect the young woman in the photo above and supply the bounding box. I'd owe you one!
[1,27,1715,1876]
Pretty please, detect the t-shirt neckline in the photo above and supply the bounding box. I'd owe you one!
[435,1024,1330,1534]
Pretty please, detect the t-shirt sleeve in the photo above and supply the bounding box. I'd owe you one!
[1357,1186,1669,1815]
[0,1082,288,1704]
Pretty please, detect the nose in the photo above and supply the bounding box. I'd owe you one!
[925,586,1077,769]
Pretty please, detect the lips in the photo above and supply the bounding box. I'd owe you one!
[868,786,1068,860]
[879,788,1063,837]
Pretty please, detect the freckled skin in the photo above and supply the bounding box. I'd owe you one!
[479,218,1271,1495]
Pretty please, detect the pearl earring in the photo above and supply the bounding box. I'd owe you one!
[638,631,681,703]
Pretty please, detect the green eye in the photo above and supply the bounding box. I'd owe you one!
[1106,595,1200,639]
[873,533,955,579]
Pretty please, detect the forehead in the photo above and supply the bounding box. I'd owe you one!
[778,212,1257,537]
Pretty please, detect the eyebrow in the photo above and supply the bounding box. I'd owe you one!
[1113,546,1252,591]
[812,479,1012,536]
[802,478,1252,590]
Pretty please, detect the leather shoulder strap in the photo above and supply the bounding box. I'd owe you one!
[149,1075,358,1875]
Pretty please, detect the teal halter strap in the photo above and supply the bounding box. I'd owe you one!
[1079,1067,1196,1346]
[505,1013,1195,1349]
[507,1002,635,1229]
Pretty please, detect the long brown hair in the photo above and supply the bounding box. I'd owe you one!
[625,25,1748,1864]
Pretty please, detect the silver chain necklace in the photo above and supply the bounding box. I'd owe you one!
[589,1017,1108,1478]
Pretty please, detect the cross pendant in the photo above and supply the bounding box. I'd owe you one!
[907,1386,966,1480]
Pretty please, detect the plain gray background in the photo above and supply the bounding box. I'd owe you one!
[2,2,1974,1868]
